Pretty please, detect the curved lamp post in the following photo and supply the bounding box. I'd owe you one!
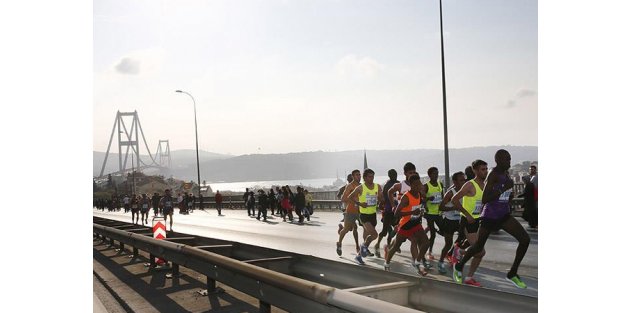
[175,90,202,206]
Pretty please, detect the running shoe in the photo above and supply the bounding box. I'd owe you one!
[422,259,433,270]
[453,264,463,284]
[336,242,342,256]
[360,244,369,257]
[417,265,428,276]
[438,261,447,274]
[464,277,482,287]
[383,262,391,271]
[354,255,365,265]
[411,260,422,269]
[506,275,527,289]
[367,249,375,257]
[453,244,461,261]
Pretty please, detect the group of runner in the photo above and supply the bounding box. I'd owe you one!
[242,186,315,224]
[93,190,196,231]
[335,149,531,289]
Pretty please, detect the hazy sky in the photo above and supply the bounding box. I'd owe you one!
[94,0,537,156]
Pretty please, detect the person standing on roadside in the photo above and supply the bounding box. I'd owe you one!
[215,190,223,216]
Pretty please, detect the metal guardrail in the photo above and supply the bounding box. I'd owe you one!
[93,223,422,313]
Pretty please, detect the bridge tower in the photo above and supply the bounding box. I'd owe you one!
[156,140,172,168]
[99,111,163,177]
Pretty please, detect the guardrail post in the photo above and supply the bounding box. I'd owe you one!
[109,237,115,247]
[207,276,216,292]
[259,301,271,313]
[149,254,156,268]
[117,242,125,254]
[132,247,138,259]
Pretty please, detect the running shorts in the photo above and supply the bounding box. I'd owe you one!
[344,212,360,225]
[460,216,480,233]
[480,214,511,232]
[397,215,423,238]
[424,214,442,230]
[359,213,377,227]
[441,217,460,235]
[163,207,173,215]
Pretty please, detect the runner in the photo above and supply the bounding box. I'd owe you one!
[346,168,383,265]
[159,189,175,232]
[337,174,354,230]
[453,150,530,289]
[386,162,423,261]
[140,193,150,225]
[423,167,444,261]
[256,189,268,221]
[151,192,160,217]
[304,189,313,220]
[450,159,488,287]
[383,173,430,276]
[130,194,140,224]
[437,171,467,274]
[337,170,361,258]
[374,169,399,258]
[122,194,130,213]
[267,189,276,216]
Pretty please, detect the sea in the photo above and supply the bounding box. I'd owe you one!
[207,174,429,193]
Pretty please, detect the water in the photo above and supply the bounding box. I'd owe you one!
[208,175,428,193]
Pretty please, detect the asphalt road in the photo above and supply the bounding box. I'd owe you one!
[93,208,538,297]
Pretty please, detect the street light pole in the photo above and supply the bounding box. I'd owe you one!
[175,90,202,208]
[439,0,451,187]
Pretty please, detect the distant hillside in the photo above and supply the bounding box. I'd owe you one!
[150,146,537,182]
[93,150,232,176]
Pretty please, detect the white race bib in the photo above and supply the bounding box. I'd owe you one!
[142,204,148,209]
[473,201,483,215]
[499,190,512,202]
[366,195,377,207]
[430,193,442,204]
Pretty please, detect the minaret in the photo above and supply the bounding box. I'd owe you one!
[363,149,368,170]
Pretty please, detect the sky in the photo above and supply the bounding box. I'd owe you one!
[93,0,537,156]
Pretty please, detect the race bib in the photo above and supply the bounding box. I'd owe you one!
[165,201,172,208]
[499,190,512,202]
[411,205,422,214]
[430,193,442,204]
[142,204,148,209]
[366,195,377,206]
[473,201,483,215]
[188,202,193,206]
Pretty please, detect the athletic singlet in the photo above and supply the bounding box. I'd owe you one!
[163,196,174,209]
[358,183,379,215]
[426,181,443,215]
[443,186,462,221]
[462,180,483,219]
[481,171,512,219]
[399,191,422,226]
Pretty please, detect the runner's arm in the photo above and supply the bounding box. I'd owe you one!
[452,183,474,221]
[439,190,455,211]
[347,185,365,207]
[393,194,410,218]
[388,183,400,208]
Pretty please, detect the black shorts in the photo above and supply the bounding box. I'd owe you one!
[380,211,395,235]
[460,216,480,233]
[360,213,377,227]
[163,207,173,215]
[424,214,442,230]
[480,214,511,232]
[441,218,460,235]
